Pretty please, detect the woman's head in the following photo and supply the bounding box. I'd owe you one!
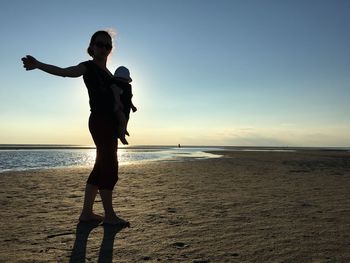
[87,30,113,58]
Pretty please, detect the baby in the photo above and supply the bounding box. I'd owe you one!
[110,66,137,145]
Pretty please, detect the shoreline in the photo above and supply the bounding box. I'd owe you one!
[1,150,350,262]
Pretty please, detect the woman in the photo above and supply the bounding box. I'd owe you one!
[21,30,129,226]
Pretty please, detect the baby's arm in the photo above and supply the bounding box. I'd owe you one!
[130,93,137,112]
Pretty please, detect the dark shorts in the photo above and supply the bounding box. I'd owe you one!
[87,113,118,190]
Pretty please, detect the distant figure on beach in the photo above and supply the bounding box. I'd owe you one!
[110,66,137,144]
[21,30,130,226]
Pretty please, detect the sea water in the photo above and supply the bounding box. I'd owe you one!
[0,146,222,173]
[1,145,348,173]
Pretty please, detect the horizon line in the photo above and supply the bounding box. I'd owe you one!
[0,144,349,150]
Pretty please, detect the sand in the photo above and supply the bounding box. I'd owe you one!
[1,150,350,262]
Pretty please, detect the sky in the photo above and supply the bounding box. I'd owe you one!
[0,0,349,147]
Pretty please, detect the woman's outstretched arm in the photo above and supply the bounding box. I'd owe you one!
[21,55,86,78]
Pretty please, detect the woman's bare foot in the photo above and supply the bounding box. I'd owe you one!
[103,215,130,227]
[79,212,104,222]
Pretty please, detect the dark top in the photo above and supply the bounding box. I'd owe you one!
[112,78,133,118]
[82,60,114,115]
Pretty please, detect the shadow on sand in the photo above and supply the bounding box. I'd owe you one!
[69,221,125,263]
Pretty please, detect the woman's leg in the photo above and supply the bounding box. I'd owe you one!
[99,189,115,221]
[79,113,106,222]
[100,189,129,225]
[79,183,103,222]
[86,113,128,225]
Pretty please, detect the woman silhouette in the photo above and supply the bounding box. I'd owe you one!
[22,30,129,226]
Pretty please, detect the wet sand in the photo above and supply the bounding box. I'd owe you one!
[1,150,350,262]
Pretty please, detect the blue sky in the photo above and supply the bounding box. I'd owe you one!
[1,0,349,146]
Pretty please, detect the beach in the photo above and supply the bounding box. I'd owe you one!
[1,150,350,262]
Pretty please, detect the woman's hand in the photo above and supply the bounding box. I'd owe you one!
[21,55,39,70]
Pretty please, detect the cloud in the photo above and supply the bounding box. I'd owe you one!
[214,126,350,147]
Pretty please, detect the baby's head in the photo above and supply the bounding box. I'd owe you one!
[114,66,132,83]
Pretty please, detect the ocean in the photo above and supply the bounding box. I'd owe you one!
[1,145,349,173]
[0,145,223,173]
